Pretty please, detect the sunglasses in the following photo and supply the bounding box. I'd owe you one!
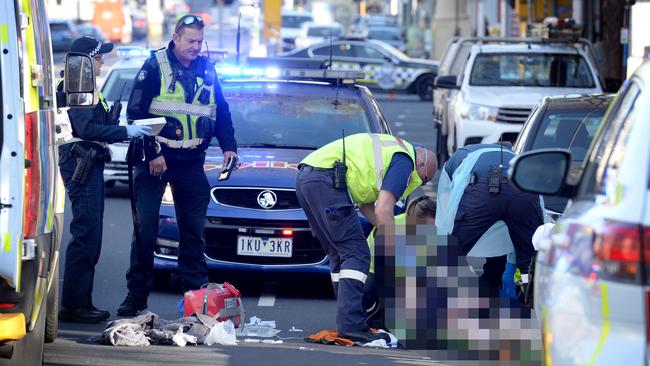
[175,15,204,33]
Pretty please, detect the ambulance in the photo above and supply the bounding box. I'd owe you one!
[0,0,95,364]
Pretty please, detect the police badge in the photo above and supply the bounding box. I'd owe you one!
[137,70,147,82]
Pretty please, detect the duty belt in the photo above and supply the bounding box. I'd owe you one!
[469,175,509,185]
[61,137,107,148]
[155,136,205,149]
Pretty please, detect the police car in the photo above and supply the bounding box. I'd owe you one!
[509,54,650,365]
[100,47,150,187]
[282,38,438,101]
[153,61,394,277]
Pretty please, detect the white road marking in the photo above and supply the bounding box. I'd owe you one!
[397,114,407,120]
[397,131,406,136]
[258,281,277,307]
[394,122,403,127]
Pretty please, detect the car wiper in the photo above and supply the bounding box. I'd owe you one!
[241,143,319,150]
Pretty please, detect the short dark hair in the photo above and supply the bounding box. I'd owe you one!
[175,15,205,34]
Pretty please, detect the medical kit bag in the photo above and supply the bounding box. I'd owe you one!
[183,282,244,327]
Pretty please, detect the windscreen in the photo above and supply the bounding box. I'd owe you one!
[367,28,401,41]
[222,84,372,149]
[101,68,138,101]
[283,15,313,29]
[470,53,595,88]
[307,26,341,37]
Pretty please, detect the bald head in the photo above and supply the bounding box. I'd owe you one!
[415,147,437,184]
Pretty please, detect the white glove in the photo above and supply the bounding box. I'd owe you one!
[126,125,152,138]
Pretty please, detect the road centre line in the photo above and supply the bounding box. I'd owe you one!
[258,281,277,307]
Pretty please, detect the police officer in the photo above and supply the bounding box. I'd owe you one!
[58,36,151,323]
[437,143,544,299]
[296,133,436,343]
[117,15,237,316]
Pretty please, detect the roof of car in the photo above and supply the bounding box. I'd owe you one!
[544,94,616,109]
[474,43,586,54]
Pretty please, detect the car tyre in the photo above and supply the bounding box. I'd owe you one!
[44,265,59,343]
[104,180,116,188]
[435,123,449,167]
[415,74,435,101]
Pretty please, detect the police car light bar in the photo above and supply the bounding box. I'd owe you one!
[216,65,365,84]
[116,46,153,57]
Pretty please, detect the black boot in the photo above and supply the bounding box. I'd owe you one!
[60,306,110,323]
[117,293,148,317]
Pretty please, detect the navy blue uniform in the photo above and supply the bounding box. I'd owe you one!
[447,144,543,290]
[124,42,236,303]
[58,92,128,310]
[296,153,413,335]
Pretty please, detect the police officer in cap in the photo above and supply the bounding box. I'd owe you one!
[118,15,237,316]
[58,36,151,323]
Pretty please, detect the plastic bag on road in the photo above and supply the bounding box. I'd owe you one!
[205,320,238,346]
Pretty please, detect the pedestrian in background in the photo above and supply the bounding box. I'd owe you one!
[296,133,436,343]
[118,15,237,316]
[58,36,151,323]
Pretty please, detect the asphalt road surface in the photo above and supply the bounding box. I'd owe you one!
[43,95,444,366]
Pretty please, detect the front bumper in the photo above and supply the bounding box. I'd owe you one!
[153,216,330,274]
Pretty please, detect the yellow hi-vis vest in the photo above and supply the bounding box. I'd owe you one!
[149,49,216,147]
[367,213,406,273]
[301,133,422,204]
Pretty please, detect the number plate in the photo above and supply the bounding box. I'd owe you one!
[237,236,293,258]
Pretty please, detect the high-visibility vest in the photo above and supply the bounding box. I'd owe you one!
[149,49,216,147]
[367,213,407,273]
[301,133,422,204]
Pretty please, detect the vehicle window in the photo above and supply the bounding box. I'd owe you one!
[450,44,473,76]
[49,23,71,31]
[367,29,401,41]
[355,45,384,59]
[221,88,372,148]
[469,53,595,88]
[582,82,641,195]
[102,69,138,101]
[307,27,341,37]
[314,43,354,57]
[282,15,313,29]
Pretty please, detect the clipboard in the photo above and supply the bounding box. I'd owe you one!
[133,117,167,136]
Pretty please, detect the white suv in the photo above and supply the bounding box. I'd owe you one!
[509,56,650,365]
[435,41,602,159]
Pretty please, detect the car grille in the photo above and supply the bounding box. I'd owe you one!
[105,161,128,172]
[203,221,326,265]
[212,188,301,210]
[496,107,532,124]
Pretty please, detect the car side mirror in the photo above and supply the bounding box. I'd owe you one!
[434,75,458,89]
[64,52,96,107]
[508,149,571,195]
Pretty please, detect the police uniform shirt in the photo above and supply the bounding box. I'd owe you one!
[444,144,515,179]
[57,83,127,143]
[127,41,237,161]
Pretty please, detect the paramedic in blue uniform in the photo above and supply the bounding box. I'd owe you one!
[58,36,151,323]
[445,143,543,296]
[117,15,237,316]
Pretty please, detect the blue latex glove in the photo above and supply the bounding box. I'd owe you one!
[500,261,517,299]
[125,124,152,138]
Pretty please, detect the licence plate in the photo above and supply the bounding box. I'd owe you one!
[237,236,293,258]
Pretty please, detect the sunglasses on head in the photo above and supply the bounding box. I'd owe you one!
[176,15,204,32]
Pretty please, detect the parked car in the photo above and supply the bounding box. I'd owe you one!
[434,37,603,165]
[282,38,438,100]
[49,19,77,52]
[280,10,313,51]
[294,22,343,49]
[509,56,650,365]
[100,49,150,187]
[514,94,613,218]
[75,22,107,43]
[365,26,406,53]
[153,62,394,279]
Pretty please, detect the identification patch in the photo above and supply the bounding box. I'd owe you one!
[137,70,147,82]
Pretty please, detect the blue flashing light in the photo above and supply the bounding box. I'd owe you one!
[116,46,151,57]
[264,67,281,78]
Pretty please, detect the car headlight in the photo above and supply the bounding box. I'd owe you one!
[459,102,498,121]
[161,184,174,205]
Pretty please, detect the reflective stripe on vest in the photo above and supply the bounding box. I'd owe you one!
[301,133,422,204]
[150,50,216,144]
[155,136,204,149]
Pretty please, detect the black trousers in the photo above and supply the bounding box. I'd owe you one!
[126,158,210,301]
[59,147,106,309]
[452,182,543,276]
